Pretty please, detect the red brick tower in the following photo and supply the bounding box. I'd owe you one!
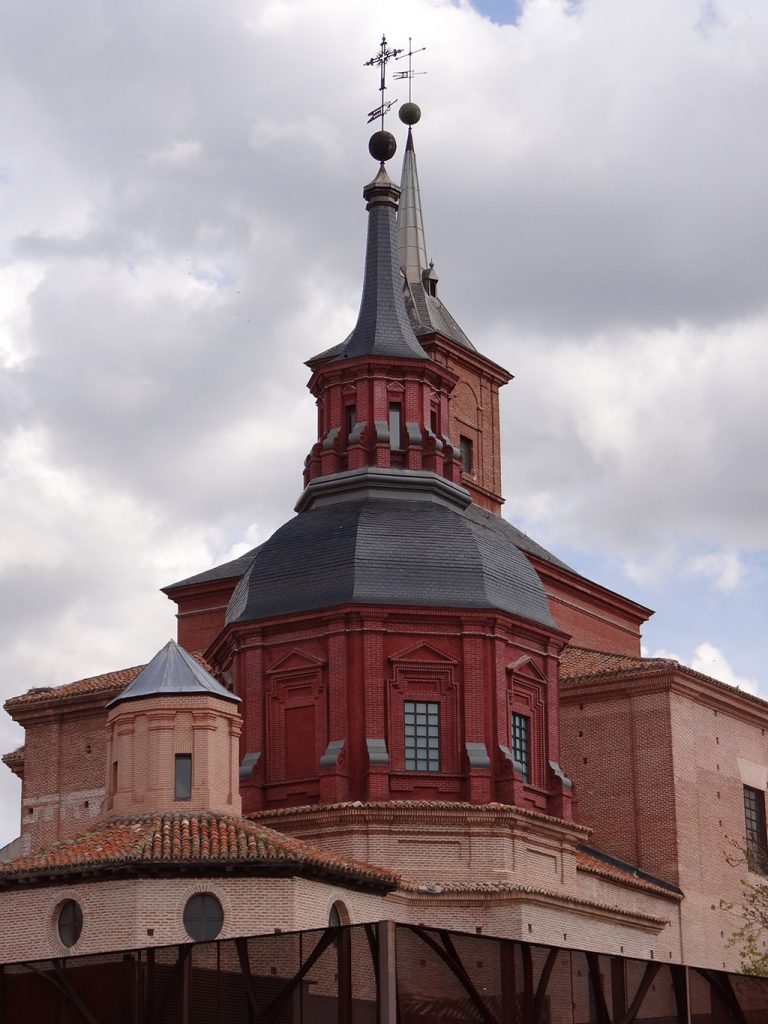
[162,122,575,823]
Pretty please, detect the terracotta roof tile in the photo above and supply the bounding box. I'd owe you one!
[575,849,682,898]
[559,647,675,680]
[250,799,589,833]
[5,655,215,713]
[1,746,25,781]
[560,646,768,710]
[0,812,397,891]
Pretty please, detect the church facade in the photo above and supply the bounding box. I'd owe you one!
[1,98,767,1019]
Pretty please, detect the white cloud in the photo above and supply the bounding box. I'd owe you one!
[690,642,759,695]
[688,551,746,592]
[646,641,760,695]
[147,139,202,166]
[0,0,767,845]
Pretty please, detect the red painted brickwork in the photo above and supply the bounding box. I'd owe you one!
[165,578,240,652]
[209,603,572,819]
[536,560,653,657]
[303,353,463,488]
[420,333,511,514]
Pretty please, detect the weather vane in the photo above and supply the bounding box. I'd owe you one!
[394,37,427,103]
[364,34,403,129]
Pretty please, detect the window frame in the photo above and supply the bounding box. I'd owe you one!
[459,435,474,475]
[57,899,83,948]
[183,893,224,942]
[744,785,767,873]
[511,712,531,783]
[174,753,193,801]
[404,700,441,773]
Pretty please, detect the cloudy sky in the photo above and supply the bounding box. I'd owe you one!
[1,0,766,844]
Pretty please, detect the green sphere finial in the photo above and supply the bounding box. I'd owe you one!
[399,102,421,126]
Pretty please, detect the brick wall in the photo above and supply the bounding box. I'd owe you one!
[561,670,768,971]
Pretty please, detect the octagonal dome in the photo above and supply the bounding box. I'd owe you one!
[225,498,554,629]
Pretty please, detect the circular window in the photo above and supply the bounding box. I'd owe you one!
[57,899,83,947]
[183,893,224,941]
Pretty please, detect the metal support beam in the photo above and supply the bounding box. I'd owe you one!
[377,920,397,1024]
[671,964,692,1024]
[337,923,352,1024]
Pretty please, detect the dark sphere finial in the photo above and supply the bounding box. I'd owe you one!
[368,130,397,163]
[398,102,421,126]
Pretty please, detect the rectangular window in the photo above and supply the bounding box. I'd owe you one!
[389,403,402,451]
[175,753,192,800]
[459,435,473,474]
[345,405,356,441]
[430,409,438,434]
[744,785,767,871]
[111,760,118,795]
[511,713,530,783]
[404,701,440,772]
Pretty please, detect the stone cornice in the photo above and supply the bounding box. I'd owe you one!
[251,800,591,843]
[388,883,671,931]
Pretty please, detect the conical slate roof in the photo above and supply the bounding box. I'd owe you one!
[107,640,239,708]
[397,129,475,351]
[313,164,427,363]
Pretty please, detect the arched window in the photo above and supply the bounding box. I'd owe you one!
[183,893,224,942]
[57,900,83,947]
[328,900,349,928]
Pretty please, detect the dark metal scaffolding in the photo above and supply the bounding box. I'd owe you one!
[2,922,767,1023]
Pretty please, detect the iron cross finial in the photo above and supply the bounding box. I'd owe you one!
[364,34,403,129]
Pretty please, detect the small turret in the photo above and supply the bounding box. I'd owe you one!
[103,641,242,819]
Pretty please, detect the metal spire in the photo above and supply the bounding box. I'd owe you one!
[397,122,429,285]
[395,40,429,285]
[394,67,477,353]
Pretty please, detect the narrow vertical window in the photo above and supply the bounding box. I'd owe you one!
[744,786,767,871]
[389,403,402,451]
[345,405,356,441]
[459,435,473,474]
[175,753,192,800]
[111,760,118,795]
[511,713,530,783]
[404,701,440,772]
[430,409,438,434]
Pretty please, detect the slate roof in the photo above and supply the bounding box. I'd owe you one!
[463,503,573,572]
[164,507,572,599]
[321,165,426,363]
[107,640,239,708]
[397,128,475,351]
[0,812,398,891]
[163,546,261,591]
[226,497,554,629]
